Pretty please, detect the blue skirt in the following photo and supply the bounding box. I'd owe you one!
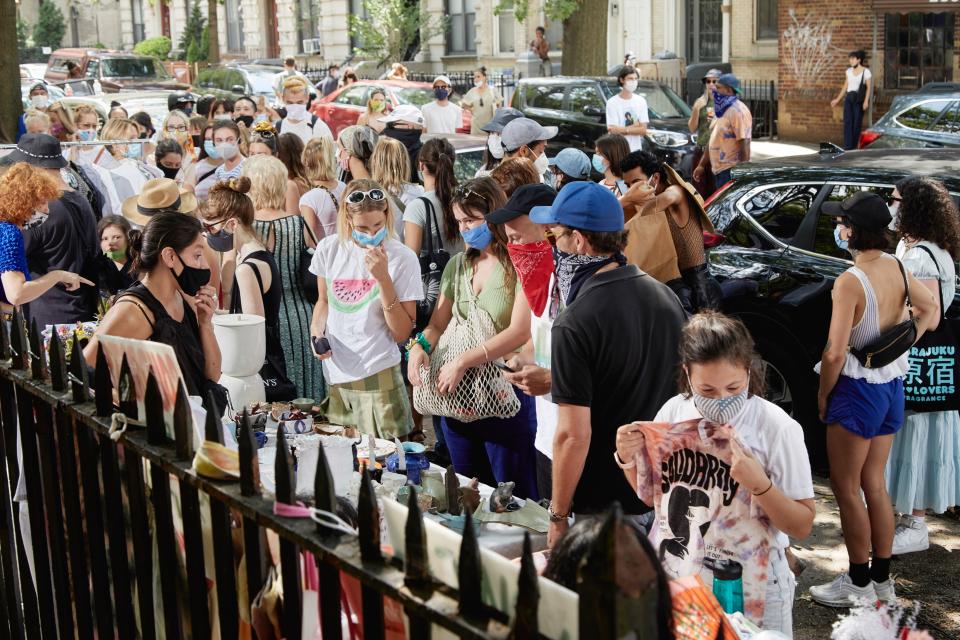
[886,409,960,514]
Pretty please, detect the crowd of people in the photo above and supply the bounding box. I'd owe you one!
[2,61,959,639]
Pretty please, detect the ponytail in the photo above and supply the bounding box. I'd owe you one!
[418,137,458,243]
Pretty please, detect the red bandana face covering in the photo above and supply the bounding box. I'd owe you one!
[507,240,554,316]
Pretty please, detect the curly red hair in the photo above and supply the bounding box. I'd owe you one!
[0,163,61,226]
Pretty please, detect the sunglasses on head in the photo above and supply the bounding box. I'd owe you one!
[454,185,488,203]
[346,188,386,205]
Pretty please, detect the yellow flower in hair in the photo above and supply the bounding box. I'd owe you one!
[252,119,277,136]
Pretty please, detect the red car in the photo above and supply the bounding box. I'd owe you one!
[311,79,471,137]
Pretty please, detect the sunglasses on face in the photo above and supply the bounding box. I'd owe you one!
[888,195,902,205]
[201,219,228,234]
[346,188,386,205]
[706,80,718,85]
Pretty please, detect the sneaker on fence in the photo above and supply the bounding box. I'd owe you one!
[892,516,929,555]
[873,579,897,604]
[809,574,877,608]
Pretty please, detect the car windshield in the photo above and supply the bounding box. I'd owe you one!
[603,81,691,119]
[246,69,278,94]
[101,58,169,79]
[395,87,436,107]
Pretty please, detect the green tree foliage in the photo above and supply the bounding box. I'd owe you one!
[134,36,173,59]
[348,0,447,65]
[495,0,606,75]
[33,1,66,49]
[179,1,208,62]
[16,17,28,50]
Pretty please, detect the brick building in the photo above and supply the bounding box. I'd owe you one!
[778,0,960,142]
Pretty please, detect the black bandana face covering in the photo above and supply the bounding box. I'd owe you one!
[172,253,211,296]
[553,248,626,304]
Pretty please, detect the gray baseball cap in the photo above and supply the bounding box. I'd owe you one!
[480,107,524,133]
[548,148,591,180]
[501,117,558,152]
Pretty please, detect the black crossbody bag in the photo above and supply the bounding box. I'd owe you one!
[849,257,918,369]
[414,197,450,333]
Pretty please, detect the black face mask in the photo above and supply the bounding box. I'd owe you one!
[160,165,180,180]
[235,115,255,128]
[206,228,234,253]
[172,252,210,296]
[191,134,201,148]
[383,125,420,148]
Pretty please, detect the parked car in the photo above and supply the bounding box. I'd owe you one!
[422,133,486,182]
[859,82,960,149]
[509,76,697,176]
[705,147,960,469]
[100,90,175,130]
[311,80,471,138]
[44,49,190,93]
[194,62,321,105]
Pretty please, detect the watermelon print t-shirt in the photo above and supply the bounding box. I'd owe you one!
[310,236,423,385]
[633,419,776,626]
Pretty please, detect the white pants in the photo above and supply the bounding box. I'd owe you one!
[763,547,796,637]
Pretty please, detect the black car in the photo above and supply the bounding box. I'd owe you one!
[706,147,960,468]
[860,82,960,149]
[510,76,697,176]
[194,63,320,104]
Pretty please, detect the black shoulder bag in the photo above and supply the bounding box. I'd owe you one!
[903,245,960,412]
[415,197,451,333]
[849,257,918,369]
[299,216,321,305]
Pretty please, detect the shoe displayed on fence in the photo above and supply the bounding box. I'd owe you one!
[873,579,897,604]
[809,573,877,608]
[892,516,929,555]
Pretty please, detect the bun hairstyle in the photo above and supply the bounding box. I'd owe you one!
[131,211,203,275]
[0,163,61,226]
[417,137,458,242]
[476,66,488,78]
[208,176,255,226]
[676,311,766,399]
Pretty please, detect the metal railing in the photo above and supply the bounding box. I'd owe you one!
[405,72,518,106]
[660,76,779,139]
[0,308,662,639]
[0,139,150,161]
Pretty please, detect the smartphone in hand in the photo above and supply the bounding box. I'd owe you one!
[493,361,515,373]
[312,336,331,356]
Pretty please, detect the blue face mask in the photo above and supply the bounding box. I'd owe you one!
[591,154,606,174]
[204,140,220,159]
[834,226,849,251]
[352,226,388,247]
[461,223,493,250]
[77,129,97,142]
[122,145,141,160]
[434,87,449,101]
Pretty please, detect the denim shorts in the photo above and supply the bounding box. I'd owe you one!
[826,375,904,438]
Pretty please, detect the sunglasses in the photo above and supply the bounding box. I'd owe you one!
[201,219,228,234]
[705,80,718,85]
[346,188,386,205]
[888,195,902,205]
[454,185,488,203]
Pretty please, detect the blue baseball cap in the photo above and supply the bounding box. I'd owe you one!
[717,73,741,95]
[548,148,591,180]
[529,181,624,232]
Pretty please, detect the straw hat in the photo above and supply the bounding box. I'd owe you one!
[662,163,715,235]
[121,178,198,227]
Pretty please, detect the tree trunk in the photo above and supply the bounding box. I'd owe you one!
[560,0,608,76]
[0,0,21,143]
[207,0,220,63]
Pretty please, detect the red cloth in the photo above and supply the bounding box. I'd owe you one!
[507,241,553,316]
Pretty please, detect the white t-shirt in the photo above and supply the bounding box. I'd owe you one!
[653,394,814,548]
[605,93,650,152]
[309,237,423,384]
[846,67,872,93]
[421,101,463,135]
[533,276,561,458]
[402,191,465,255]
[897,239,956,311]
[279,116,333,145]
[299,182,346,238]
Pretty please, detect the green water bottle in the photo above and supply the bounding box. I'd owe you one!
[712,559,744,615]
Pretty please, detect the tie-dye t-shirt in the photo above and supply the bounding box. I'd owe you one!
[707,100,752,173]
[635,419,775,625]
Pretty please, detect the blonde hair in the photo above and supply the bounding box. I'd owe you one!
[71,104,99,128]
[161,110,190,140]
[336,178,396,243]
[24,109,51,133]
[242,155,288,210]
[48,101,76,134]
[302,137,337,184]
[370,137,409,198]
[101,118,140,158]
[282,76,309,97]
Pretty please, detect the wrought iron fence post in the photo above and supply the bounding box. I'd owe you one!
[47,332,67,393]
[275,427,303,640]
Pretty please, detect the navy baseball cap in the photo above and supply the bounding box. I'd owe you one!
[717,73,741,95]
[529,181,624,232]
[548,148,591,180]
[480,107,524,133]
[487,183,557,224]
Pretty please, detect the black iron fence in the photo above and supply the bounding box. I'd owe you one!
[405,72,518,105]
[660,76,778,139]
[0,307,662,639]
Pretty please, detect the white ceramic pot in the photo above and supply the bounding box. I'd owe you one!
[212,314,266,377]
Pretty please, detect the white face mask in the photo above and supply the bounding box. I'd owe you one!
[474,79,484,88]
[888,201,900,231]
[533,151,549,175]
[624,79,639,93]
[689,373,750,425]
[487,134,504,159]
[285,103,307,120]
[30,94,49,109]
[218,143,239,160]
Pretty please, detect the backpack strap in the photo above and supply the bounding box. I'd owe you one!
[893,256,914,321]
[911,244,946,319]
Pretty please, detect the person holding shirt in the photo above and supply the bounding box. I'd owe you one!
[605,65,649,152]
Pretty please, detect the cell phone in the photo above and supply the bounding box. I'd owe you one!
[312,336,331,355]
[493,361,515,373]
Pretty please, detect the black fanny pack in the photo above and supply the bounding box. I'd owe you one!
[849,257,917,369]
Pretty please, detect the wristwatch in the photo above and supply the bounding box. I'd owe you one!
[548,504,570,523]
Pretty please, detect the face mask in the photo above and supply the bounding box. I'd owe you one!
[160,165,180,180]
[49,122,65,137]
[77,129,97,142]
[888,201,900,231]
[533,152,549,175]
[370,99,385,112]
[507,241,553,316]
[624,79,639,93]
[122,146,141,160]
[105,249,126,262]
[690,374,750,424]
[204,141,220,159]
[487,134,504,159]
[214,114,232,122]
[228,114,251,128]
[286,103,307,120]
[553,248,624,304]
[181,105,194,117]
[30,95,49,109]
[591,154,607,174]
[206,227,234,252]
[434,87,449,101]
[714,92,738,118]
[218,143,239,160]
[834,226,849,251]
[474,80,484,88]
[352,227,388,247]
[171,252,211,297]
[191,134,202,148]
[461,223,493,250]
[254,113,268,124]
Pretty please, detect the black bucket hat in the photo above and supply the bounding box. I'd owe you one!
[3,133,67,169]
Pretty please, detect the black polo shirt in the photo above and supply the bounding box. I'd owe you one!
[551,264,686,514]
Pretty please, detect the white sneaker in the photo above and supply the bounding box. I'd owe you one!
[892,517,929,555]
[809,574,877,608]
[873,579,897,604]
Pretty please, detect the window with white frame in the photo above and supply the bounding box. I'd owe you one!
[756,0,777,41]
[447,0,477,54]
[496,8,515,54]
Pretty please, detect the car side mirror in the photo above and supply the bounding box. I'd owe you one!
[582,105,604,118]
[231,85,245,94]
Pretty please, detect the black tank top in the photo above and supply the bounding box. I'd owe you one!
[229,250,288,377]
